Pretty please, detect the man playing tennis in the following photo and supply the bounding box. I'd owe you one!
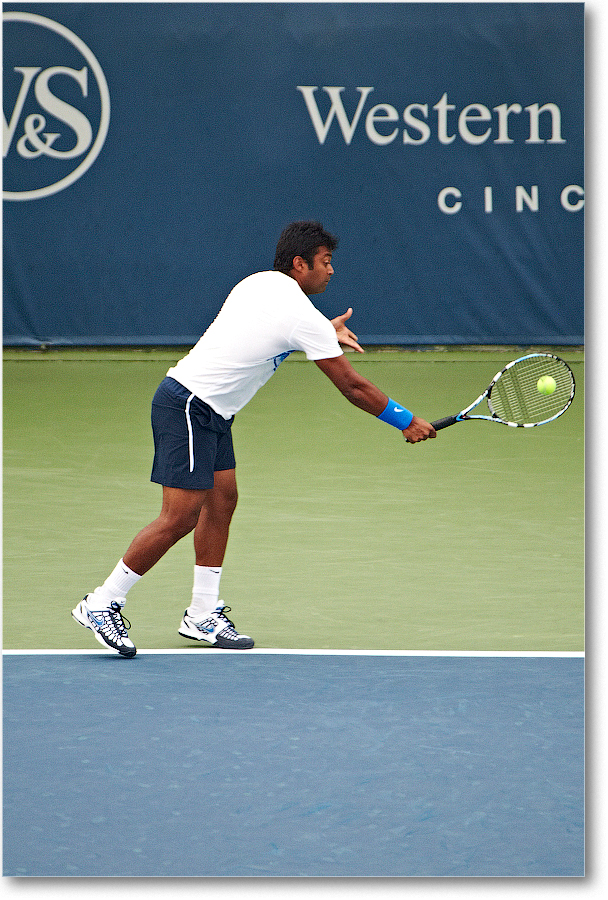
[72,222,436,656]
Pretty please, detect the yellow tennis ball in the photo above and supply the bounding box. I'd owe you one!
[537,375,557,395]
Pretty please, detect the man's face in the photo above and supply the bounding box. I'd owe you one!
[296,246,334,295]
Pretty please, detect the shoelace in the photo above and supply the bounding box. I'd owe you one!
[99,602,132,639]
[213,606,240,638]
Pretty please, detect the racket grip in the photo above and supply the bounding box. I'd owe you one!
[431,416,458,431]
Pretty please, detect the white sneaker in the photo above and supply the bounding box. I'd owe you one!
[178,605,254,649]
[72,595,137,658]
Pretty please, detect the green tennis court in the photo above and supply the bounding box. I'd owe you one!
[2,348,584,652]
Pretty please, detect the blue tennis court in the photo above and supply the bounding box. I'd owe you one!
[3,651,583,877]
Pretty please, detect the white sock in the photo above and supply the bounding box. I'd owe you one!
[90,559,141,610]
[187,565,222,620]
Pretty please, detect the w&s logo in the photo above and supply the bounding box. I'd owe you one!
[3,12,110,200]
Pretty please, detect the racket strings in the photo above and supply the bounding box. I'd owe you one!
[488,356,574,425]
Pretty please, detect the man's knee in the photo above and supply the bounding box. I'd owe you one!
[160,488,206,539]
[221,483,238,514]
[214,471,238,515]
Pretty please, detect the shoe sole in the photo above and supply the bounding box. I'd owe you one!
[178,626,254,649]
[72,605,137,658]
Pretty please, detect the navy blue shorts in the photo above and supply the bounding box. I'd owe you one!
[150,377,236,490]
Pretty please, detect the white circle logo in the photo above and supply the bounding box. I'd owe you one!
[3,12,110,201]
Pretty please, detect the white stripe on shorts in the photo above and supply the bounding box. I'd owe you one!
[185,393,195,472]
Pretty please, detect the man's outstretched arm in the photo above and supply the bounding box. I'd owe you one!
[314,355,436,443]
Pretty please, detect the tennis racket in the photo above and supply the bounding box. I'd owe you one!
[431,352,575,431]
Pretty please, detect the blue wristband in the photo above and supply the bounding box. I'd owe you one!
[377,398,414,430]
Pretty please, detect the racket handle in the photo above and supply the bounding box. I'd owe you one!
[431,416,459,431]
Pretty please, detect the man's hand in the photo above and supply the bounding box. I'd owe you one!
[402,416,437,443]
[331,308,364,353]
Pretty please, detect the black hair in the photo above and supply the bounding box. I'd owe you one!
[273,221,338,274]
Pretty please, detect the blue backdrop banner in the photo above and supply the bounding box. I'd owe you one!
[3,3,584,347]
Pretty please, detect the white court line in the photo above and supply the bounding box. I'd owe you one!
[2,648,584,657]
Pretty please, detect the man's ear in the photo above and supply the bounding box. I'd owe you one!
[291,255,308,273]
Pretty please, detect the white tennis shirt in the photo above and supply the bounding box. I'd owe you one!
[167,270,343,419]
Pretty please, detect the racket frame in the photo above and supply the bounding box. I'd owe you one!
[431,352,576,431]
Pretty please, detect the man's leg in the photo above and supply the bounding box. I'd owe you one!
[186,468,238,614]
[193,468,238,567]
[123,485,208,575]
[179,468,254,648]
[72,486,207,657]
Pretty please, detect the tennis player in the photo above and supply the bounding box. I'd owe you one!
[72,222,436,656]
